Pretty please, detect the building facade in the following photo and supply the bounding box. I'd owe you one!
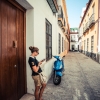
[0,0,70,99]
[70,28,79,51]
[79,0,100,63]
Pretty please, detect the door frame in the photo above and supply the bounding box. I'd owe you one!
[8,0,27,93]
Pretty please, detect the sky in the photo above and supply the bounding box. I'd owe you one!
[66,0,89,28]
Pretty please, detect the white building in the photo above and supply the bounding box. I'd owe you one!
[70,28,79,51]
[16,0,70,94]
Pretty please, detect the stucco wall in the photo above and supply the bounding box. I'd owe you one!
[25,0,68,94]
[81,22,98,53]
[80,0,99,54]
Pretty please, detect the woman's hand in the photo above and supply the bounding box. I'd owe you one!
[38,62,42,66]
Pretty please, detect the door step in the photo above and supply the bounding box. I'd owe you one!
[20,94,35,100]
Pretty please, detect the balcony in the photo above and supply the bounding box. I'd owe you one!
[65,33,69,41]
[85,22,89,32]
[62,26,66,32]
[65,29,69,40]
[58,6,64,27]
[64,29,68,35]
[83,27,85,35]
[89,13,95,28]
[62,19,66,32]
[46,0,58,13]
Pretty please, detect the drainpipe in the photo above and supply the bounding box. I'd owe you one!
[98,0,100,53]
[69,31,70,51]
[97,0,100,63]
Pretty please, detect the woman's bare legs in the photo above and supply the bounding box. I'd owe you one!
[39,83,46,100]
[34,86,40,100]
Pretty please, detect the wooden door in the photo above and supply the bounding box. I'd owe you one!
[0,0,26,100]
[17,8,26,99]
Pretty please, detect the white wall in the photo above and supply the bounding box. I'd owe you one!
[25,0,67,94]
[16,0,68,94]
[57,0,62,6]
[27,0,58,60]
[70,34,78,42]
[70,34,79,50]
[79,39,82,51]
[57,23,66,53]
[79,26,83,51]
[79,27,83,38]
[70,42,79,50]
[26,9,35,94]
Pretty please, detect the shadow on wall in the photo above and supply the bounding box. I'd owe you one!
[79,50,100,64]
[40,58,56,82]
[89,25,95,32]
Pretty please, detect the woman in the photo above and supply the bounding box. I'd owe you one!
[28,46,46,100]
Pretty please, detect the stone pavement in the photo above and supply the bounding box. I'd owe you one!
[20,52,100,100]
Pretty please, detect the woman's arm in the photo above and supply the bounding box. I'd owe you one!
[32,65,39,72]
[32,62,42,72]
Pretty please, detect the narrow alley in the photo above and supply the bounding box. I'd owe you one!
[21,52,100,100]
[1,0,100,100]
[42,52,100,100]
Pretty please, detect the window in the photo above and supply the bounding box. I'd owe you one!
[87,38,89,51]
[64,40,66,50]
[71,35,75,42]
[62,37,63,52]
[46,19,52,61]
[91,36,94,52]
[58,33,61,54]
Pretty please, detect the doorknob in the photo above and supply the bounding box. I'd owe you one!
[13,41,17,48]
[14,65,17,68]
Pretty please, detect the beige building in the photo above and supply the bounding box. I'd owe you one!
[79,0,100,63]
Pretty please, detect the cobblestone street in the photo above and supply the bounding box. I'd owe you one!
[20,52,100,100]
[42,52,100,100]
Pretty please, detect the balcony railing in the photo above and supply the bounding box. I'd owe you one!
[85,22,89,31]
[58,6,63,19]
[46,0,58,13]
[65,29,68,34]
[83,22,89,35]
[64,29,69,40]
[58,6,64,27]
[64,19,66,26]
[62,26,66,32]
[83,27,85,34]
[83,14,95,35]
[62,19,66,32]
[89,13,95,28]
[84,22,89,33]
